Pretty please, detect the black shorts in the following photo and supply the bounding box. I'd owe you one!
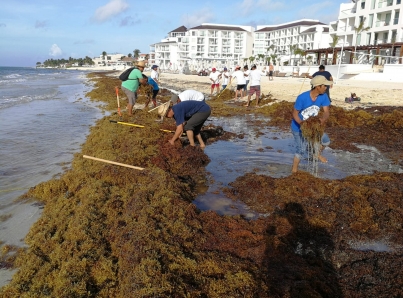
[152,90,159,99]
[184,110,211,135]
[237,84,246,90]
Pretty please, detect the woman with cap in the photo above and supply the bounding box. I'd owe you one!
[209,68,221,96]
[121,61,147,116]
[161,100,211,148]
[291,75,333,173]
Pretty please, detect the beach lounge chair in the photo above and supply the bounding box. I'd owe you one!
[299,72,310,78]
[277,72,287,77]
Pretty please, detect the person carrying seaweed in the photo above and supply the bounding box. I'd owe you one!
[291,75,332,173]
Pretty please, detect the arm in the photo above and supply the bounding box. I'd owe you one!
[329,75,333,88]
[292,108,302,125]
[169,123,184,145]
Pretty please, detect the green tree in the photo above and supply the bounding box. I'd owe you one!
[331,35,339,64]
[133,49,140,59]
[128,53,132,58]
[289,45,299,65]
[248,56,255,65]
[354,18,370,61]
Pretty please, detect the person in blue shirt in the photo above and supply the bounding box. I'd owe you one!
[291,75,332,173]
[309,65,333,101]
[163,100,211,148]
[144,76,159,108]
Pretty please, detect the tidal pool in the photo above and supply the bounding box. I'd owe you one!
[193,115,403,217]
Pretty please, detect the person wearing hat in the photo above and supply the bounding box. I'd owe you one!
[291,75,333,173]
[121,61,147,115]
[221,67,230,90]
[170,90,205,105]
[143,65,160,108]
[209,67,221,96]
[309,65,333,101]
[230,65,246,101]
[162,100,211,148]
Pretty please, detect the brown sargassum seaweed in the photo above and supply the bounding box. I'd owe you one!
[1,72,402,297]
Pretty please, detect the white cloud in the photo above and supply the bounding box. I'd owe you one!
[49,44,62,56]
[91,0,129,23]
[181,8,215,28]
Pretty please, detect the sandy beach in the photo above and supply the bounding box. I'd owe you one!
[156,72,403,109]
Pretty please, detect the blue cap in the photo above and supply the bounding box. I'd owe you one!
[224,67,227,70]
[152,65,158,69]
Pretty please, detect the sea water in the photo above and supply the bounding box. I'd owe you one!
[0,67,103,245]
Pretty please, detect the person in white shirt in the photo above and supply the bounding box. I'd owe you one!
[244,65,267,107]
[230,65,246,101]
[209,68,221,96]
[221,67,230,90]
[150,65,159,84]
[170,89,205,104]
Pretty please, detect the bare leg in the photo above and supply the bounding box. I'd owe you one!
[186,130,195,146]
[292,156,300,173]
[255,96,259,106]
[127,104,133,116]
[196,134,205,148]
[244,94,251,106]
[143,97,151,109]
[318,145,328,163]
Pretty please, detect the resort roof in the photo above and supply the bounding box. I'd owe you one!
[189,24,247,32]
[169,26,187,33]
[255,21,325,32]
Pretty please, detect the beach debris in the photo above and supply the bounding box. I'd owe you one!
[83,155,145,170]
[345,92,361,103]
[301,116,325,176]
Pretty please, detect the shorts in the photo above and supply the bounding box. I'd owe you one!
[222,85,227,90]
[249,85,261,97]
[211,83,220,88]
[269,71,273,76]
[292,130,330,160]
[184,110,211,135]
[152,89,159,99]
[243,80,249,91]
[122,86,136,105]
[237,84,246,91]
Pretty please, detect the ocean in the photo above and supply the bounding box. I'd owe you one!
[0,67,103,249]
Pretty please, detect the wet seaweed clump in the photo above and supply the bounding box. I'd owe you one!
[301,116,324,143]
[212,88,235,101]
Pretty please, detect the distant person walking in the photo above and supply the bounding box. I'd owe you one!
[309,65,333,101]
[209,68,221,96]
[244,65,266,107]
[230,65,246,101]
[121,61,147,116]
[269,63,274,81]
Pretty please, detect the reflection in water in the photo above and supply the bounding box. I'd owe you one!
[193,115,403,216]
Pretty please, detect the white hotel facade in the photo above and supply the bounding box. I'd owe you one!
[148,1,402,71]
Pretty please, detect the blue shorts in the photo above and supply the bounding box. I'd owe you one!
[292,130,330,160]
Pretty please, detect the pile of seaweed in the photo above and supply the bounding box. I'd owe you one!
[1,72,402,297]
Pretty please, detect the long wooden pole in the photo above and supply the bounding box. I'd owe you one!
[83,155,144,170]
[115,86,122,116]
[109,120,174,133]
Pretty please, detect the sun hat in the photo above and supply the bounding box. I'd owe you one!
[170,94,179,104]
[134,61,146,68]
[235,65,241,70]
[212,67,216,71]
[151,65,158,69]
[224,67,227,70]
[157,102,170,118]
[310,75,333,87]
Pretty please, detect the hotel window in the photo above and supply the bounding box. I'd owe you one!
[361,1,365,9]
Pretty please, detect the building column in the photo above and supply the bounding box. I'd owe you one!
[375,47,380,65]
[399,46,403,64]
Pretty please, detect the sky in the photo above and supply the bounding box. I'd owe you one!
[0,0,349,67]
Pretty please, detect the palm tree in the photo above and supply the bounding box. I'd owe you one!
[330,35,339,64]
[270,54,278,65]
[128,53,132,58]
[257,54,265,65]
[243,58,248,65]
[354,18,370,62]
[133,49,140,59]
[289,45,299,65]
[248,56,255,65]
